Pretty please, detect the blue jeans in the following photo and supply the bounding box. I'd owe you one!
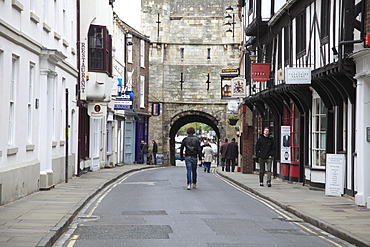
[153,153,157,165]
[203,162,211,173]
[185,157,198,185]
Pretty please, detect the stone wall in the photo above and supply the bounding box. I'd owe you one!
[142,0,242,164]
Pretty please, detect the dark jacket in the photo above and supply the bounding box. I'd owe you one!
[141,143,149,154]
[180,135,202,159]
[225,141,238,160]
[255,134,275,159]
[152,142,158,153]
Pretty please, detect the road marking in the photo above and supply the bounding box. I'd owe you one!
[214,172,345,247]
[66,235,79,247]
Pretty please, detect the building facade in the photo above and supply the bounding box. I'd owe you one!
[0,0,78,204]
[239,0,369,207]
[141,0,242,165]
[112,15,151,165]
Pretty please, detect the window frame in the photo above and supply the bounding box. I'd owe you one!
[88,25,112,76]
[296,11,306,58]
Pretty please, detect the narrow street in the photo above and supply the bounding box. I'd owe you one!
[56,166,352,247]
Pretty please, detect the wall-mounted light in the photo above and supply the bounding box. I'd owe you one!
[225,6,233,13]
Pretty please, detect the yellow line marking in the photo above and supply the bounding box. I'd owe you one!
[216,174,344,247]
[67,235,79,247]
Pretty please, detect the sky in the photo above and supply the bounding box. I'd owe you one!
[113,0,141,31]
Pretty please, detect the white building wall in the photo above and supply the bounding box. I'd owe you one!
[352,49,370,208]
[0,0,78,204]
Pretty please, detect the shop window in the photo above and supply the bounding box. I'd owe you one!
[311,97,327,167]
[290,102,300,164]
[88,25,112,76]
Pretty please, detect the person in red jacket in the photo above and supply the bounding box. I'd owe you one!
[255,127,275,187]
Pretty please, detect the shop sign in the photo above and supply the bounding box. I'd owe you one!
[152,103,160,116]
[114,91,133,110]
[231,77,246,97]
[88,103,106,119]
[325,154,345,197]
[80,41,87,100]
[285,67,311,84]
[251,63,270,82]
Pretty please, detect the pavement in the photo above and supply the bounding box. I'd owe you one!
[0,164,369,247]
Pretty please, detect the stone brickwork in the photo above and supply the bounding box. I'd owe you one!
[142,0,242,165]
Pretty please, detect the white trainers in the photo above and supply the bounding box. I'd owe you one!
[187,184,191,190]
[193,184,197,189]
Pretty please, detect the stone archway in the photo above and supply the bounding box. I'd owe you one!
[168,110,224,166]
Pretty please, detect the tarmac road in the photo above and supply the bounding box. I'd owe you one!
[56,166,353,247]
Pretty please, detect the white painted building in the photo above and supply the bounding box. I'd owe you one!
[0,0,78,204]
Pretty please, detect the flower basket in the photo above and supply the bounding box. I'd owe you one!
[228,117,239,126]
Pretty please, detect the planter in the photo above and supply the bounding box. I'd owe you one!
[228,118,239,126]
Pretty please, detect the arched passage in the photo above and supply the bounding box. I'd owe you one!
[169,110,221,166]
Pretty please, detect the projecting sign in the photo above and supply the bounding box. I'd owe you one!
[114,91,133,110]
[285,67,311,84]
[231,77,246,97]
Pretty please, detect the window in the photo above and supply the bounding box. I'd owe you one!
[284,25,291,66]
[296,11,306,58]
[127,36,133,63]
[9,56,18,145]
[28,63,35,143]
[207,48,211,59]
[180,48,184,59]
[127,71,133,91]
[140,75,145,108]
[311,96,327,167]
[140,39,145,68]
[290,102,300,164]
[320,0,330,43]
[88,25,112,76]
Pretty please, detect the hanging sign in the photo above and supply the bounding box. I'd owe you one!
[231,77,246,97]
[285,67,311,84]
[251,63,270,82]
[88,103,106,119]
[114,91,133,110]
[152,103,160,116]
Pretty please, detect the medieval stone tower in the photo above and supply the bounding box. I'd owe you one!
[141,0,241,165]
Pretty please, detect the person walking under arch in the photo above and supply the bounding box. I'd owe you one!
[202,141,214,173]
[255,127,275,187]
[180,127,202,190]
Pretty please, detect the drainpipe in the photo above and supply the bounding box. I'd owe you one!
[76,0,81,177]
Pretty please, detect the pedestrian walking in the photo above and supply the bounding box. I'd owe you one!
[220,138,229,171]
[180,127,202,190]
[255,127,275,187]
[224,138,238,172]
[152,140,158,165]
[202,141,214,173]
[140,140,149,164]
